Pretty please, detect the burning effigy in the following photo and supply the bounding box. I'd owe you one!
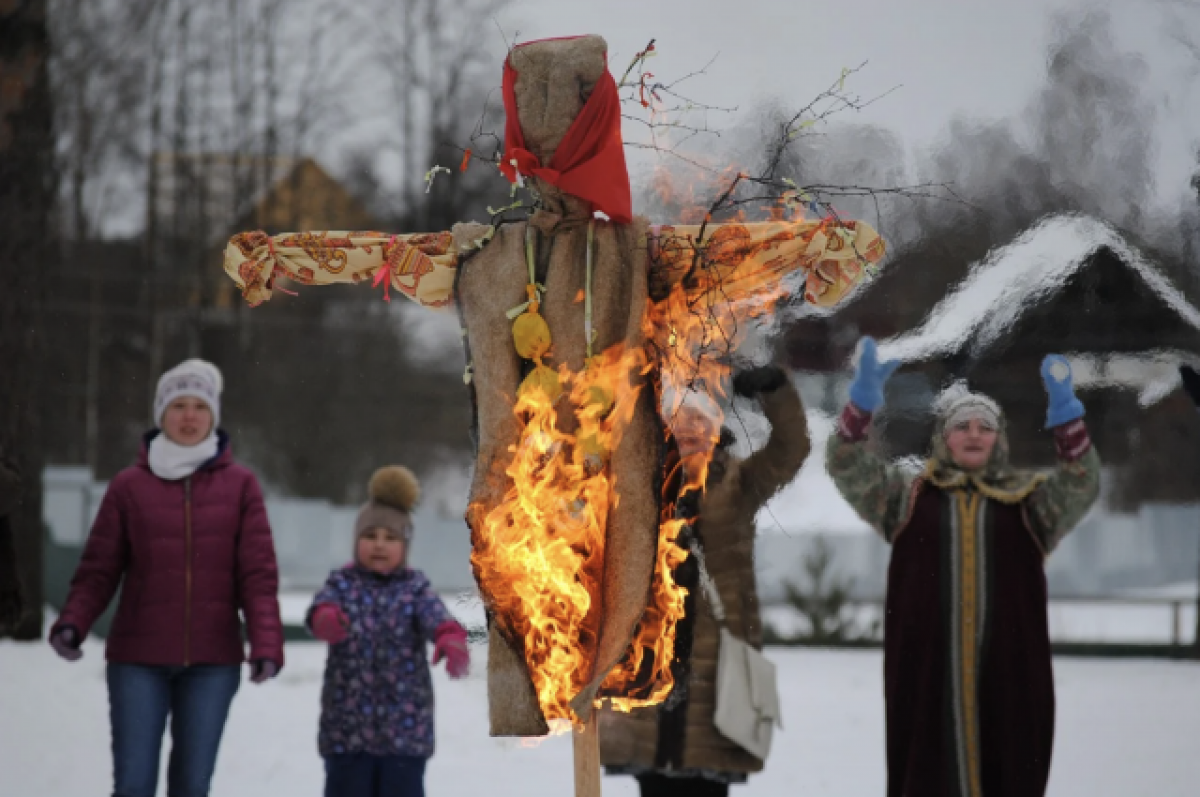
[222,33,886,792]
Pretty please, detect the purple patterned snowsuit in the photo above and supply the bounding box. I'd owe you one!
[308,565,453,759]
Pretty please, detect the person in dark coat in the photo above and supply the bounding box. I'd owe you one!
[600,365,810,797]
[49,359,284,797]
[0,450,23,634]
[827,338,1100,797]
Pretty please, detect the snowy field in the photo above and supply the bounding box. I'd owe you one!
[4,628,1200,796]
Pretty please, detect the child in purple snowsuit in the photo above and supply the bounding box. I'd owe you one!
[308,466,469,797]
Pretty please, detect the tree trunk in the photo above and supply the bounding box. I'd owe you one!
[0,0,54,640]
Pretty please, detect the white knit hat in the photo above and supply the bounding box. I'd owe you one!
[154,359,223,428]
[935,381,1000,433]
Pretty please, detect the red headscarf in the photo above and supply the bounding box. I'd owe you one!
[500,39,633,225]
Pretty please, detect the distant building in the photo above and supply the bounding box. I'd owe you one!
[44,155,383,477]
[146,153,378,314]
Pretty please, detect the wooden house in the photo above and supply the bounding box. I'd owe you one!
[785,213,1200,507]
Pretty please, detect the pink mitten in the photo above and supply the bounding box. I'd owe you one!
[310,604,349,645]
[431,621,469,679]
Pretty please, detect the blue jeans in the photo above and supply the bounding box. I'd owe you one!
[106,663,241,797]
[324,753,427,797]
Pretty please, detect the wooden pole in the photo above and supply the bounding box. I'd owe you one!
[573,712,602,797]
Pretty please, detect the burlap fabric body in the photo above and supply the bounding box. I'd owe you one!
[454,36,661,735]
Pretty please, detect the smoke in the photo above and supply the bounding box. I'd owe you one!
[1033,10,1156,227]
[918,8,1158,241]
[639,7,1168,253]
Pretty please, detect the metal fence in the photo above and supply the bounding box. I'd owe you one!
[763,594,1198,651]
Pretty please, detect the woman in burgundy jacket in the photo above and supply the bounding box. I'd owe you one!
[49,359,284,797]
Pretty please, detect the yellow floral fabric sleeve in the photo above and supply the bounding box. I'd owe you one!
[646,218,886,308]
[223,230,459,309]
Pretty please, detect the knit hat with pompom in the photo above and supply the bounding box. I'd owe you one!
[354,466,420,542]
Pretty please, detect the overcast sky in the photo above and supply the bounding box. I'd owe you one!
[385,0,1200,370]
[483,0,1199,209]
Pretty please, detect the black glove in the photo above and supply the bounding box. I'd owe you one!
[1181,365,1200,409]
[49,625,82,661]
[250,659,279,684]
[732,365,787,398]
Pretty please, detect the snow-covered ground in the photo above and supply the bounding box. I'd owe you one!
[4,629,1200,796]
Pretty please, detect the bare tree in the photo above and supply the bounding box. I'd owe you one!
[344,0,511,229]
[36,0,514,504]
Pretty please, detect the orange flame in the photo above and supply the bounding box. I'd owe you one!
[470,166,874,728]
[602,203,810,713]
[469,344,654,724]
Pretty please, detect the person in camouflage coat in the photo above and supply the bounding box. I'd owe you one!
[827,338,1100,797]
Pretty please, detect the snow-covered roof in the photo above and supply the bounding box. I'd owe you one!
[1066,351,1198,408]
[876,214,1200,364]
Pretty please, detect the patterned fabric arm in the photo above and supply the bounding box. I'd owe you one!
[1025,420,1101,553]
[646,219,886,308]
[223,230,459,309]
[825,403,913,542]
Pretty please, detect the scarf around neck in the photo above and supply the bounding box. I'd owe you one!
[923,414,1045,503]
[148,431,219,481]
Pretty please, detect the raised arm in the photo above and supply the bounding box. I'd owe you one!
[732,365,811,509]
[223,229,460,308]
[1025,356,1101,553]
[825,338,912,542]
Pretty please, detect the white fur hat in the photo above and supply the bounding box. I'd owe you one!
[935,381,1001,432]
[154,359,224,428]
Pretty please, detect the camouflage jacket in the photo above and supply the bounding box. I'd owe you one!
[826,406,1100,553]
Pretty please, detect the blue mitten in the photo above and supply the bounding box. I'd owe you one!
[1041,355,1084,428]
[848,337,901,412]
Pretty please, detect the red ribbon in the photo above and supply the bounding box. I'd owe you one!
[500,40,632,224]
[373,235,399,302]
[262,236,297,296]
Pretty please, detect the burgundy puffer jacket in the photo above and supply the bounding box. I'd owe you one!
[52,432,284,668]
